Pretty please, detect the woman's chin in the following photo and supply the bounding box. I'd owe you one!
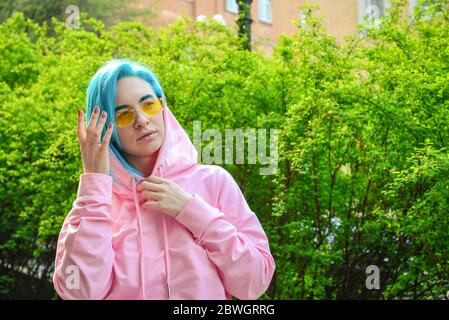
[136,140,162,155]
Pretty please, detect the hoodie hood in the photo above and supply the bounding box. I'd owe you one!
[109,100,198,197]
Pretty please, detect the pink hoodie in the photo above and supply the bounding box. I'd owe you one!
[53,104,275,300]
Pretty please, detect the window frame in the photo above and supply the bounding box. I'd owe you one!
[358,0,391,24]
[226,0,238,14]
[258,0,272,24]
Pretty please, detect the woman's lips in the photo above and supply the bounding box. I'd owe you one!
[137,131,157,141]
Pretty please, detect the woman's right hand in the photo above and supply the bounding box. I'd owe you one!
[77,106,114,175]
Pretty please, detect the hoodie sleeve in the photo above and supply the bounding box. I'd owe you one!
[174,167,275,300]
[53,173,115,300]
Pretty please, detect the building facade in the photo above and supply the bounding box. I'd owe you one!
[135,0,423,54]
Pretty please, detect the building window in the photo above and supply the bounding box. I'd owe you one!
[359,0,390,24]
[226,0,238,14]
[299,9,308,29]
[259,0,272,23]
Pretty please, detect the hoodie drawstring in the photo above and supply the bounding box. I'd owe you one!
[159,166,172,300]
[131,178,146,299]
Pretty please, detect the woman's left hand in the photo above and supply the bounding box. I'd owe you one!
[137,175,193,218]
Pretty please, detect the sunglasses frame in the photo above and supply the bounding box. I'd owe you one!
[114,97,164,128]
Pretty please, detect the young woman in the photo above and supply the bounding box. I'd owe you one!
[53,59,275,300]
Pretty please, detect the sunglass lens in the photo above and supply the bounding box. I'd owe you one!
[141,99,162,117]
[116,109,134,127]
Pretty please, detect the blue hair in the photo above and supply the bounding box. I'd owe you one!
[85,59,165,179]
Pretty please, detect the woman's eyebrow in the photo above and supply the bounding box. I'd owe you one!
[115,104,130,111]
[115,93,156,111]
[139,93,155,103]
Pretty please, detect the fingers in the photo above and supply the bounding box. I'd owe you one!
[142,190,162,200]
[137,181,164,192]
[78,107,112,147]
[77,109,86,142]
[145,175,165,184]
[85,106,113,146]
[97,110,107,134]
[101,123,114,147]
[143,201,160,209]
[87,106,100,133]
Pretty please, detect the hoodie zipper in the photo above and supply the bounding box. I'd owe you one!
[131,177,146,299]
[159,166,172,300]
[132,165,172,300]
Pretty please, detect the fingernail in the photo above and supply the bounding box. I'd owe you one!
[94,107,99,113]
[101,112,106,118]
[108,123,113,129]
[78,109,82,117]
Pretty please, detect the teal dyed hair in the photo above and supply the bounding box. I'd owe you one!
[85,59,165,179]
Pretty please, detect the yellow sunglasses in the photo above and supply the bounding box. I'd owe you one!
[115,97,163,128]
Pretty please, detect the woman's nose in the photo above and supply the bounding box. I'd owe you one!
[133,108,150,127]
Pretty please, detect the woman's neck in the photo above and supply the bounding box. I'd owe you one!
[125,151,159,177]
